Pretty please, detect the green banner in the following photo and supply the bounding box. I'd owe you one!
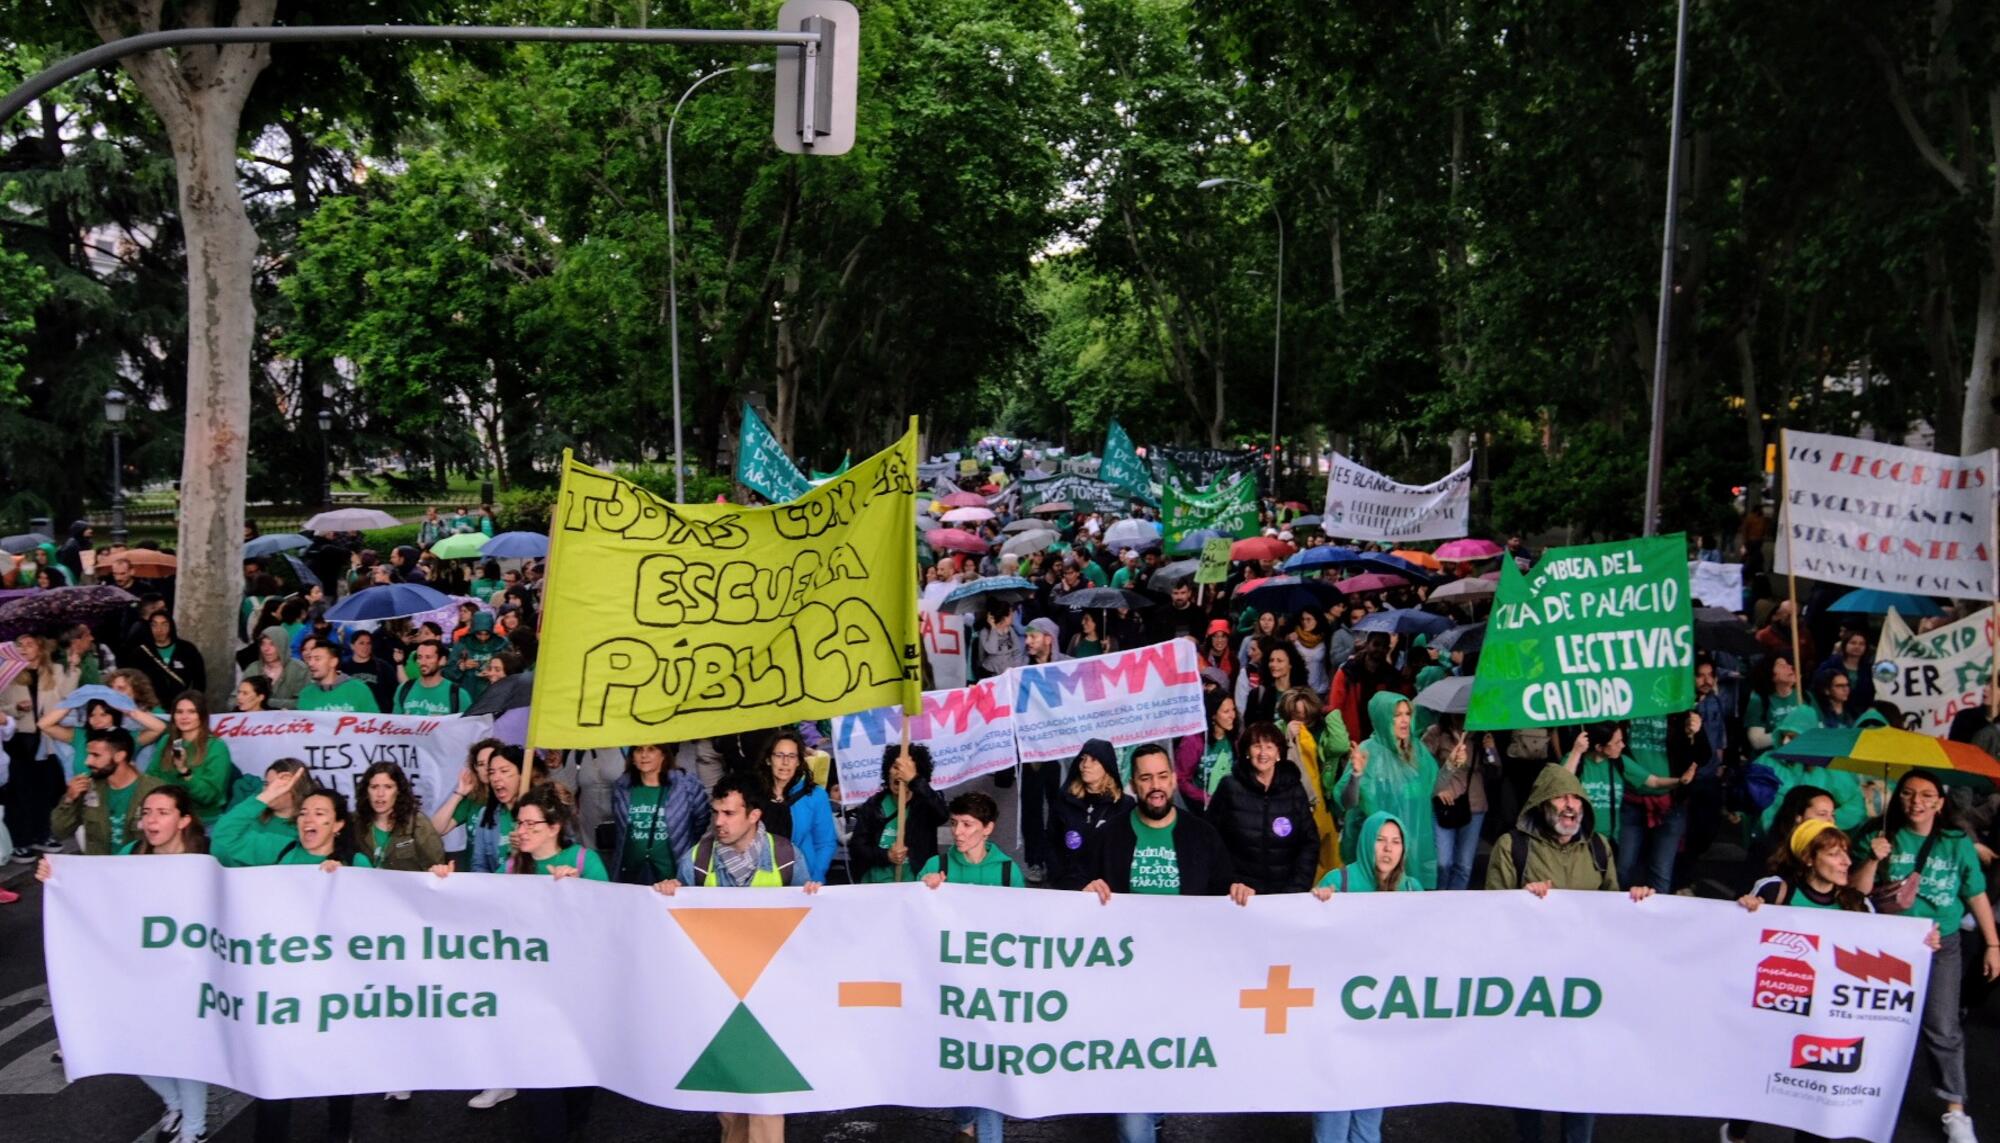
[734,401,813,503]
[1466,534,1695,730]
[809,453,852,483]
[1162,472,1259,547]
[1195,537,1233,584]
[1099,419,1150,497]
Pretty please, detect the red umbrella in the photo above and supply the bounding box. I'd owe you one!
[927,528,990,554]
[1434,538,1504,562]
[938,491,986,509]
[1233,576,1276,596]
[1335,572,1408,594]
[1230,536,1295,561]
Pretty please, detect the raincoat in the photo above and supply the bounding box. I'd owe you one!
[1315,811,1423,893]
[1335,691,1439,889]
[1753,705,1876,831]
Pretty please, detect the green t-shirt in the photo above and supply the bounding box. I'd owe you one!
[1622,715,1671,790]
[470,577,505,601]
[396,676,467,717]
[1111,566,1137,589]
[298,677,382,714]
[918,845,1020,887]
[861,794,906,885]
[527,844,609,881]
[1129,816,1180,894]
[1856,826,1987,932]
[1576,757,1623,842]
[1081,563,1109,587]
[452,797,516,865]
[148,737,235,824]
[619,786,678,883]
[105,781,138,851]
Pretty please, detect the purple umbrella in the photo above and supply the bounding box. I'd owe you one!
[0,585,138,640]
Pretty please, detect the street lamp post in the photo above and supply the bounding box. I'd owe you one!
[103,389,128,543]
[667,61,773,502]
[1199,177,1284,496]
[317,408,333,510]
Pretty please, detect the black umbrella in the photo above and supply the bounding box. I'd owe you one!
[1694,607,1761,658]
[1054,587,1153,610]
[1432,621,1486,656]
[0,585,138,640]
[1149,559,1202,590]
[465,672,535,716]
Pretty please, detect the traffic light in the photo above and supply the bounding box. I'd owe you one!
[773,0,858,156]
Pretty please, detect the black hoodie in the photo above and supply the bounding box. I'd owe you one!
[127,612,206,700]
[1205,755,1319,894]
[1047,739,1136,890]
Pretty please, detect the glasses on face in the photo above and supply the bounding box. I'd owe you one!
[1899,790,1941,804]
[770,751,800,761]
[516,817,551,829]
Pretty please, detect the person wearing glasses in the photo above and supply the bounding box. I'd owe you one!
[506,786,608,880]
[755,730,835,883]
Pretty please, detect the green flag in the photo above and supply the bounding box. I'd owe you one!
[1162,471,1259,547]
[1466,534,1695,730]
[1100,418,1150,496]
[734,401,813,503]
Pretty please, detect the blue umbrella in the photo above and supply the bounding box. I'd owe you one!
[1237,576,1344,616]
[482,531,550,559]
[324,583,453,624]
[276,553,321,590]
[1828,589,1943,618]
[1172,529,1226,555]
[243,533,311,559]
[1353,608,1455,638]
[1282,546,1361,573]
[940,576,1038,615]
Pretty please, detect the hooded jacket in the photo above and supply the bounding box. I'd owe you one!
[1335,691,1438,889]
[1316,811,1424,893]
[1751,705,1872,832]
[1483,765,1618,892]
[1047,740,1136,890]
[449,612,510,697]
[55,520,89,584]
[244,626,310,709]
[51,770,165,855]
[1207,748,1320,894]
[126,613,206,700]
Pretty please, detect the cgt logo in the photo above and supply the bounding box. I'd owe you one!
[1753,929,1819,1016]
[1791,1034,1864,1073]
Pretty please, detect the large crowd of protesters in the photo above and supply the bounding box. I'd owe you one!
[6,456,2000,1143]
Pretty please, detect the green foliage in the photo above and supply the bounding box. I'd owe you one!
[358,523,424,551]
[496,488,558,534]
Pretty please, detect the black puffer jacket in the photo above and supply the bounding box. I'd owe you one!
[1205,758,1319,894]
[1047,741,1135,890]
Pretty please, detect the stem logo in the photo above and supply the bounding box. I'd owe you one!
[1790,1034,1864,1073]
[1753,929,1818,1016]
[671,908,813,1094]
[1829,947,1917,1022]
[1834,948,1910,986]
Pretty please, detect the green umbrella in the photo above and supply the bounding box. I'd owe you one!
[430,533,488,560]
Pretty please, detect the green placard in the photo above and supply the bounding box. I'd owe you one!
[1466,534,1695,730]
[1100,418,1151,497]
[734,401,813,503]
[1196,537,1233,584]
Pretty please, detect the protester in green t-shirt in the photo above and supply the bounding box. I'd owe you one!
[148,691,235,823]
[295,641,382,713]
[1564,722,1625,844]
[507,785,607,880]
[920,791,1022,887]
[394,641,469,716]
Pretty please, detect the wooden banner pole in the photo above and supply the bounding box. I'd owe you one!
[894,710,912,882]
[1780,428,1802,676]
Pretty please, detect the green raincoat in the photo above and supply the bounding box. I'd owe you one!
[1335,692,1439,889]
[1755,705,1877,832]
[1315,811,1424,893]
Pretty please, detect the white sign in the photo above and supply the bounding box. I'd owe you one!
[208,711,495,815]
[47,858,1929,1141]
[919,582,969,691]
[1009,641,1205,764]
[831,675,1018,807]
[1322,453,1473,542]
[1878,607,1995,736]
[1690,561,1746,612]
[1777,430,1996,598]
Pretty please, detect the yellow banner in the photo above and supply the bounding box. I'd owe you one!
[527,422,922,748]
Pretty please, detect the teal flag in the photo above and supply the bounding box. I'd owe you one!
[1100,419,1150,496]
[1466,534,1695,730]
[734,401,813,503]
[1162,472,1259,547]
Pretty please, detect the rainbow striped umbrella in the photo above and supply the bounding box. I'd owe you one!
[1770,726,2000,784]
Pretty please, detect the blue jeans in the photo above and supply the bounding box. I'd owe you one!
[1313,1108,1383,1143]
[1616,799,1685,893]
[1513,1108,1594,1143]
[140,1076,208,1136]
[1434,812,1485,891]
[1114,1112,1164,1142]
[955,1107,1004,1141]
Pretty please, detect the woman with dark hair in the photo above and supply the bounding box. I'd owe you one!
[1817,629,1878,712]
[604,743,709,886]
[470,559,505,603]
[1239,638,1301,728]
[1197,619,1236,680]
[1067,609,1115,659]
[234,674,274,712]
[38,695,167,777]
[1208,721,1319,894]
[756,731,836,883]
[354,761,445,871]
[1175,690,1238,812]
[1047,739,1134,891]
[1745,651,1812,753]
[1809,665,1871,729]
[148,690,233,823]
[1853,769,1999,1142]
[507,784,607,879]
[210,759,313,867]
[428,740,521,874]
[850,742,948,883]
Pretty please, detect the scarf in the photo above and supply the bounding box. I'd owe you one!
[714,824,769,887]
[1294,626,1324,650]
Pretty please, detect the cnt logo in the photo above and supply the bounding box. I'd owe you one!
[1791,1034,1865,1073]
[1753,929,1819,1016]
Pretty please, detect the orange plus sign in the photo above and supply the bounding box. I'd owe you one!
[1239,965,1315,1033]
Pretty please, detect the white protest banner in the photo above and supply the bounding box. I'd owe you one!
[1009,641,1204,763]
[919,581,969,691]
[1322,453,1473,542]
[208,711,495,813]
[1690,560,1746,612]
[830,675,1018,808]
[1777,430,1997,598]
[1877,607,1995,736]
[48,858,1929,1141]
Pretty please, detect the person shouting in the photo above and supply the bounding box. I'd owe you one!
[48,728,162,855]
[1336,694,1438,889]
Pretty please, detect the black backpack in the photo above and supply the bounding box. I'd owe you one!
[396,678,462,714]
[1503,829,1610,888]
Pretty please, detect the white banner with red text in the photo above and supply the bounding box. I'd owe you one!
[46,857,1928,1140]
[831,675,1019,807]
[208,711,495,815]
[1878,607,1995,737]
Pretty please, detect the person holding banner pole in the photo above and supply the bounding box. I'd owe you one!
[850,744,948,884]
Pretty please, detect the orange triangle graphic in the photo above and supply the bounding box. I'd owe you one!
[672,908,811,1000]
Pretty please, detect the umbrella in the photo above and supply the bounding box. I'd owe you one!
[1433,622,1486,655]
[1054,587,1153,611]
[1829,589,1943,618]
[243,533,311,559]
[493,706,530,748]
[916,514,942,534]
[0,532,52,556]
[1769,726,2000,786]
[1335,572,1409,594]
[1434,538,1505,562]
[1283,546,1363,573]
[1428,577,1496,604]
[1390,549,1443,571]
[273,553,322,590]
[1230,536,1295,562]
[1236,576,1344,616]
[1103,519,1159,548]
[120,550,179,578]
[941,506,996,524]
[429,533,489,560]
[0,585,138,640]
[1353,608,1455,638]
[939,491,987,509]
[305,508,402,532]
[1414,674,1473,714]
[1001,518,1046,534]
[481,531,549,559]
[1367,553,1439,582]
[465,673,536,717]
[1290,514,1323,530]
[0,641,29,693]
[1173,529,1226,555]
[1693,607,1761,658]
[1029,501,1073,517]
[940,576,1039,615]
[1149,558,1201,590]
[324,583,453,624]
[49,684,138,722]
[1000,530,1059,557]
[927,528,989,555]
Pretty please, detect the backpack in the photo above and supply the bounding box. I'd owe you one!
[1743,761,1783,812]
[396,678,462,714]
[1504,829,1609,888]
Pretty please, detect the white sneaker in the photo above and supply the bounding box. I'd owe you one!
[154,1108,183,1143]
[1719,1126,1745,1143]
[1944,1110,1979,1143]
[468,1088,514,1109]
[383,1091,412,1101]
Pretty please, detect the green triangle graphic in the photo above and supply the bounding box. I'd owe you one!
[677,1002,812,1094]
